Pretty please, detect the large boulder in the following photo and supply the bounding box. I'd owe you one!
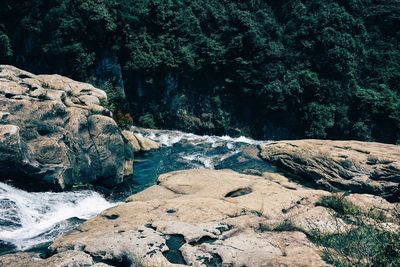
[0,65,134,190]
[260,140,400,201]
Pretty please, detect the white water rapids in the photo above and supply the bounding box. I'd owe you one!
[132,127,266,169]
[0,183,115,251]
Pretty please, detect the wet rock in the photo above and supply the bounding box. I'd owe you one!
[0,65,134,190]
[260,140,400,201]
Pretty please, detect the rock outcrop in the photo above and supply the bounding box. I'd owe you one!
[47,170,330,266]
[0,251,112,267]
[260,140,400,201]
[18,169,390,267]
[1,169,398,266]
[122,130,160,152]
[0,65,134,190]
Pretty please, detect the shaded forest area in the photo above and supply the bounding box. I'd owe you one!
[0,0,399,143]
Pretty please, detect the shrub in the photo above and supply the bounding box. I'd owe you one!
[273,220,299,232]
[311,194,400,266]
[315,194,361,217]
[114,112,134,129]
[138,113,156,128]
[311,223,400,266]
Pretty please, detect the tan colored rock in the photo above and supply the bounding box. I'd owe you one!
[122,130,141,152]
[292,206,349,235]
[122,130,160,153]
[126,184,177,202]
[78,94,101,106]
[0,65,134,189]
[345,193,400,222]
[36,74,107,101]
[260,140,400,200]
[0,124,31,177]
[135,133,160,151]
[50,169,340,266]
[0,251,105,267]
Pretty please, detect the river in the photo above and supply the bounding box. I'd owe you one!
[0,127,271,255]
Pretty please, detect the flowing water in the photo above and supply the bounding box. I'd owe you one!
[0,183,115,254]
[0,127,271,254]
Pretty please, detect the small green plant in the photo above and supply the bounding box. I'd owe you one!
[366,208,386,222]
[114,111,134,129]
[256,224,271,233]
[273,220,299,232]
[41,82,51,89]
[311,224,400,266]
[139,113,156,128]
[311,194,400,266]
[66,90,74,97]
[316,194,361,217]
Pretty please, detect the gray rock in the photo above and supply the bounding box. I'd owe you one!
[49,169,336,267]
[0,251,106,267]
[0,65,134,190]
[260,140,400,200]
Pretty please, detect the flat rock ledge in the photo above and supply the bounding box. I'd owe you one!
[0,65,134,190]
[260,140,400,201]
[4,169,398,267]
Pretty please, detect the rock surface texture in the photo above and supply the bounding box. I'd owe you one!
[13,169,389,267]
[48,169,330,267]
[0,251,112,267]
[122,130,160,152]
[0,65,134,189]
[1,169,398,266]
[260,140,400,201]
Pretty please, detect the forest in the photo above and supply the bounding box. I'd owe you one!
[1,0,399,143]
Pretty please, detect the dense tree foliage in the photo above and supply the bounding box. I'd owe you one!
[1,0,399,143]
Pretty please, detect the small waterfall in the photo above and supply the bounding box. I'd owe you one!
[0,183,116,253]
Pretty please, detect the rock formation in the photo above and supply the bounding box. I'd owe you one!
[2,169,392,267]
[0,251,110,267]
[122,130,160,152]
[260,140,400,201]
[0,65,134,190]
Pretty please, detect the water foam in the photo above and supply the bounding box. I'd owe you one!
[0,182,116,250]
[132,127,266,170]
[131,127,265,148]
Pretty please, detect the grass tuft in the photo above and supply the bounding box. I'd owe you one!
[311,194,400,266]
[273,220,299,232]
[311,224,400,266]
[316,194,361,217]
